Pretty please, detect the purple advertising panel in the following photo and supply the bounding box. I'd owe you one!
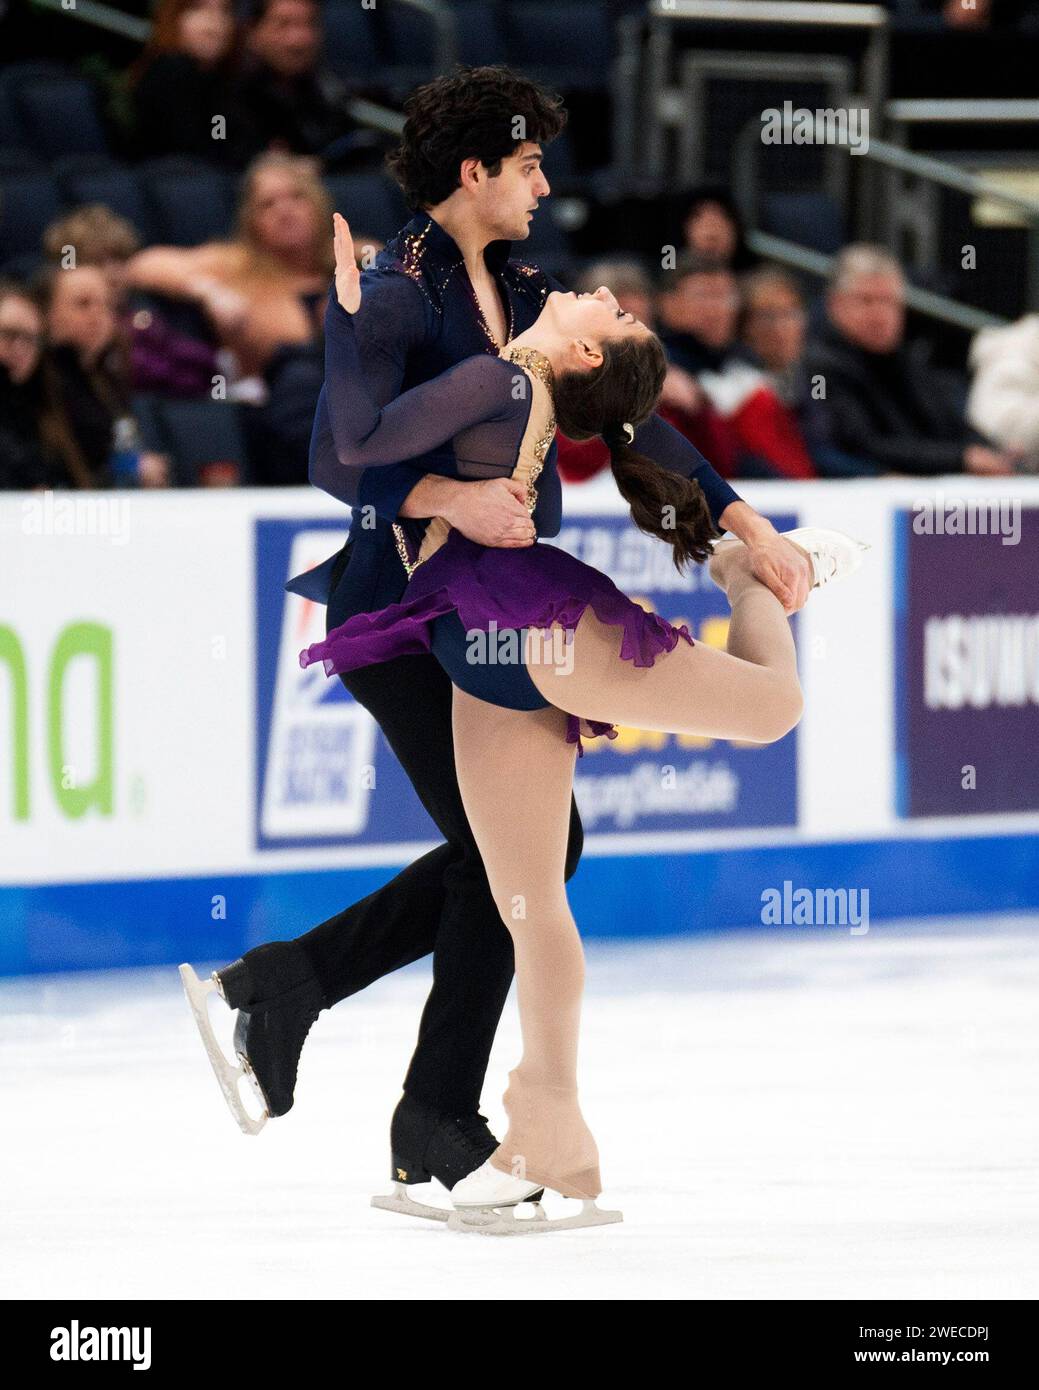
[896,504,1039,817]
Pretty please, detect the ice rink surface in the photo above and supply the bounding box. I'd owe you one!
[2,915,1037,1302]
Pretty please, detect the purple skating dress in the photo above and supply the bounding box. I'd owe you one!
[298,303,694,752]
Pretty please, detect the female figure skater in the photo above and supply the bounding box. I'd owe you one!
[302,215,867,1231]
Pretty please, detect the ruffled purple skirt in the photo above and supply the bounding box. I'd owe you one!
[299,531,694,753]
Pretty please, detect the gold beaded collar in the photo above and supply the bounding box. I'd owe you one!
[498,343,555,392]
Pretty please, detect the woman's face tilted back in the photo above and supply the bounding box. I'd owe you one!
[538,287,652,368]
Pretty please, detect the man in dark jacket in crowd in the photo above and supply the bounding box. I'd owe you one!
[804,244,1015,477]
[228,0,363,169]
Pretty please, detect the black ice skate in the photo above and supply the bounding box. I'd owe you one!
[371,1094,542,1224]
[179,940,326,1135]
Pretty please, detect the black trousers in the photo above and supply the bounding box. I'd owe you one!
[294,546,585,1115]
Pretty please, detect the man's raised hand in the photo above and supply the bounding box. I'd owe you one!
[333,212,361,313]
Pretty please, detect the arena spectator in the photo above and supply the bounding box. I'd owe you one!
[131,0,240,164]
[37,266,170,488]
[125,153,332,377]
[0,280,52,489]
[967,313,1039,470]
[673,185,758,273]
[804,244,1015,476]
[740,265,880,478]
[658,255,817,480]
[43,205,220,399]
[226,0,365,169]
[740,265,807,381]
[126,153,339,480]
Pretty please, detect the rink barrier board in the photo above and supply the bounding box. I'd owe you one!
[4,479,1039,975]
[1,831,1037,975]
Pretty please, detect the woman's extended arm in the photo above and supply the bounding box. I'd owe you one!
[320,217,523,472]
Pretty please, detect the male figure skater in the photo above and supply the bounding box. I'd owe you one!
[198,67,811,1199]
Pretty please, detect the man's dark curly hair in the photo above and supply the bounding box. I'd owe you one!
[386,65,567,210]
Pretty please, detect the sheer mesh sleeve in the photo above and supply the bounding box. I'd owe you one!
[307,274,428,511]
[318,290,520,473]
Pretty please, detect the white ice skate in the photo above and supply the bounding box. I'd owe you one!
[779,527,871,589]
[711,526,870,592]
[178,964,269,1135]
[447,1159,623,1236]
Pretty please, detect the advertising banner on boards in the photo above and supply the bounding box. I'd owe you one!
[254,511,799,850]
[896,502,1039,817]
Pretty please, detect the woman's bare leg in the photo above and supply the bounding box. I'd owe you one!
[451,689,600,1194]
[526,546,804,743]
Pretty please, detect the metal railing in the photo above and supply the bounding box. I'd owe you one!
[744,229,1007,333]
[637,1,890,183]
[734,120,1039,328]
[867,137,1039,314]
[887,99,1039,130]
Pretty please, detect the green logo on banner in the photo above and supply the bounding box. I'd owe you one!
[0,622,114,821]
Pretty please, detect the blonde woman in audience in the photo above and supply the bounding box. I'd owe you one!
[126,152,336,378]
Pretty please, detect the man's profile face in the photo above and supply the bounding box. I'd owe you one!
[829,272,905,355]
[473,142,551,242]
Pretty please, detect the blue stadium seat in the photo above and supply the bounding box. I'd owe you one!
[455,0,508,67]
[6,64,110,161]
[135,395,248,484]
[52,158,157,245]
[502,2,613,91]
[324,173,409,243]
[760,192,846,256]
[141,158,237,246]
[0,168,64,260]
[0,149,35,176]
[0,74,28,152]
[322,0,383,83]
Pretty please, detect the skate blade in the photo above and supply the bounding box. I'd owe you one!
[447,1198,624,1236]
[178,964,269,1136]
[370,1183,451,1223]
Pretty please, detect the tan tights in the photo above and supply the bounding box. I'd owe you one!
[450,549,803,1194]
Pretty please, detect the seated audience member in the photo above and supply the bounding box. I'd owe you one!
[126,154,338,480]
[0,281,53,489]
[132,0,240,164]
[226,0,362,169]
[43,205,219,399]
[37,267,170,488]
[674,185,758,273]
[126,153,331,378]
[658,254,817,480]
[804,245,1015,476]
[967,313,1039,470]
[740,264,881,478]
[740,265,807,384]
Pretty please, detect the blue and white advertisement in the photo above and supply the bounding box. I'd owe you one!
[254,510,799,851]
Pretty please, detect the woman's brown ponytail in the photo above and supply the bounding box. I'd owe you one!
[604,431,718,569]
[554,332,720,572]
